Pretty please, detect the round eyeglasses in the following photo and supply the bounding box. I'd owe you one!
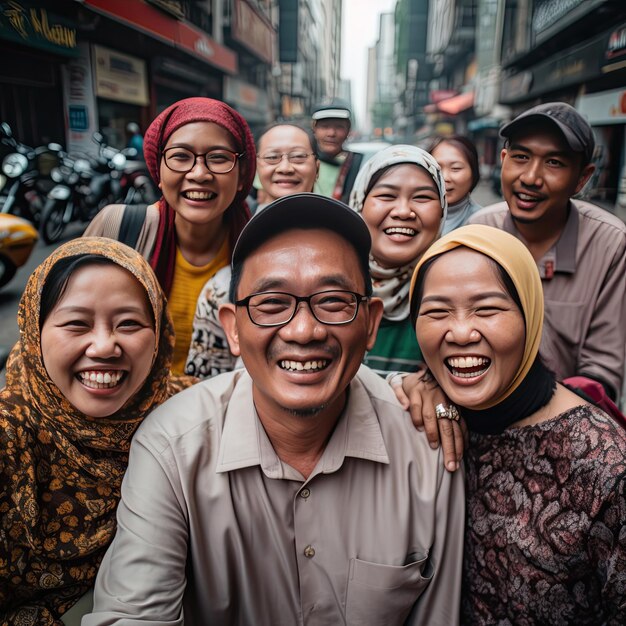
[235,290,369,327]
[162,147,244,174]
[257,152,315,165]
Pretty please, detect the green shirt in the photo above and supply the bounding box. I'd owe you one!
[364,317,423,376]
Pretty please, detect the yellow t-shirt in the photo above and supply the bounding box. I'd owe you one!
[168,238,229,375]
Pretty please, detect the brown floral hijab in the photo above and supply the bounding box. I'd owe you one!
[0,237,192,625]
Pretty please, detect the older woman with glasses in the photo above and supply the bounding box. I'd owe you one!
[85,97,256,378]
[254,122,319,211]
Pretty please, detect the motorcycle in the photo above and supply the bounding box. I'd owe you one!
[119,148,159,205]
[0,213,38,289]
[0,122,61,225]
[38,133,136,244]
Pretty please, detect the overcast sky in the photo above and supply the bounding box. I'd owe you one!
[341,0,397,129]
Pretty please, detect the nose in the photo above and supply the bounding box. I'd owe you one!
[444,318,481,346]
[519,158,543,187]
[187,155,213,179]
[390,197,415,219]
[279,301,327,343]
[85,328,123,359]
[442,167,452,184]
[276,154,295,173]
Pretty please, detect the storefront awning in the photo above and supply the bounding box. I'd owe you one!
[437,91,474,115]
[84,0,237,74]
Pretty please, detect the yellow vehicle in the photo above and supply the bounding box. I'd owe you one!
[0,213,38,288]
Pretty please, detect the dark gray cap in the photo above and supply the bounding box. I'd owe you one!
[500,102,595,164]
[232,193,371,269]
[312,98,352,122]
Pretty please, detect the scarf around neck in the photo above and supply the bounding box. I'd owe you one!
[442,194,481,235]
[0,238,192,624]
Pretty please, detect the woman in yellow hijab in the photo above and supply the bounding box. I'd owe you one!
[409,224,626,625]
[0,238,193,625]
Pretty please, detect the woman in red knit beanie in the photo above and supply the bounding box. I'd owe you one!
[85,97,256,377]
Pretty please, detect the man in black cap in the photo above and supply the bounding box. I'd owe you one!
[85,193,465,625]
[471,102,626,403]
[311,97,363,202]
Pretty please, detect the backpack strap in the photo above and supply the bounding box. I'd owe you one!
[118,204,147,249]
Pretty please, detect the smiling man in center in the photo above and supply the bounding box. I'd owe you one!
[84,193,465,626]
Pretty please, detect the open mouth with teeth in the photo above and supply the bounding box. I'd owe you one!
[514,191,544,206]
[77,370,126,389]
[279,359,329,372]
[445,356,491,379]
[182,190,217,201]
[384,227,416,238]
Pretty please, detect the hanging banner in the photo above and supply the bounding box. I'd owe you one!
[93,45,149,106]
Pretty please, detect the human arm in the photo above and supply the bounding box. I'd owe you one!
[82,437,188,625]
[389,368,467,472]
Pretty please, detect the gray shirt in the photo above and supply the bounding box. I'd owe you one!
[470,200,626,397]
[83,366,464,625]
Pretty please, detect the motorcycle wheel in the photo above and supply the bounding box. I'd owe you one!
[0,255,17,289]
[39,199,67,244]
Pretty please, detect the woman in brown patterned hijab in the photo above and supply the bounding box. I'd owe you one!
[0,237,192,625]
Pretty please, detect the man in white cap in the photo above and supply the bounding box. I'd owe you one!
[471,102,626,405]
[311,98,363,202]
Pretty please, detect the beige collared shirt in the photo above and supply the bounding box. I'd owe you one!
[84,366,464,626]
[470,200,626,397]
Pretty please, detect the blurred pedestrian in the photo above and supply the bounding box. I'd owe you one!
[349,144,447,375]
[255,122,319,210]
[126,122,144,156]
[85,97,256,378]
[470,102,626,403]
[311,98,363,203]
[0,238,192,625]
[428,135,481,233]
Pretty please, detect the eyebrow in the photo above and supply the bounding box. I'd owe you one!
[373,182,438,193]
[249,273,357,293]
[420,291,511,305]
[507,142,571,159]
[52,305,150,316]
[165,142,236,152]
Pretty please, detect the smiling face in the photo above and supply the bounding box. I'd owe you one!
[430,141,474,205]
[361,164,443,269]
[415,247,525,409]
[159,121,243,228]
[312,118,350,157]
[257,125,319,202]
[40,264,156,418]
[501,121,594,229]
[219,228,382,420]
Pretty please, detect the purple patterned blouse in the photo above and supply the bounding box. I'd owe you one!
[462,404,626,625]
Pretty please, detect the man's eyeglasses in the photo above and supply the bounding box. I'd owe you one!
[234,290,369,327]
[257,152,315,165]
[162,147,244,174]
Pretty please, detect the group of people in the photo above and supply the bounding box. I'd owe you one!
[0,95,624,626]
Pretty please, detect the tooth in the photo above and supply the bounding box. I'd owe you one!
[96,373,104,383]
[90,372,97,382]
[103,373,111,383]
[304,362,312,370]
[296,362,303,371]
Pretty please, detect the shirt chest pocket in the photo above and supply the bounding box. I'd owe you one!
[345,555,432,625]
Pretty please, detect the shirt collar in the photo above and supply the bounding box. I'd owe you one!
[216,371,389,479]
[503,201,578,274]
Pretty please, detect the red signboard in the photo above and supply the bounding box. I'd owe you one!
[84,0,237,74]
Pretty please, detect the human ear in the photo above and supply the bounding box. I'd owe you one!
[500,148,507,164]
[218,304,241,356]
[574,163,595,195]
[365,297,385,351]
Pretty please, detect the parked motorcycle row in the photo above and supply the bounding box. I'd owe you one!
[0,123,158,288]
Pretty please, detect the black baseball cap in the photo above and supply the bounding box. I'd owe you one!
[232,193,371,271]
[500,102,595,164]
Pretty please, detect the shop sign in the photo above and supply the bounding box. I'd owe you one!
[224,76,270,124]
[232,0,273,64]
[576,88,626,125]
[604,23,626,71]
[0,0,77,56]
[62,42,99,156]
[93,45,149,106]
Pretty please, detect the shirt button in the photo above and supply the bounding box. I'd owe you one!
[304,545,316,558]
[300,488,311,499]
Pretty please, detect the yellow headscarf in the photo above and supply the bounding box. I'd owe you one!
[409,224,543,409]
